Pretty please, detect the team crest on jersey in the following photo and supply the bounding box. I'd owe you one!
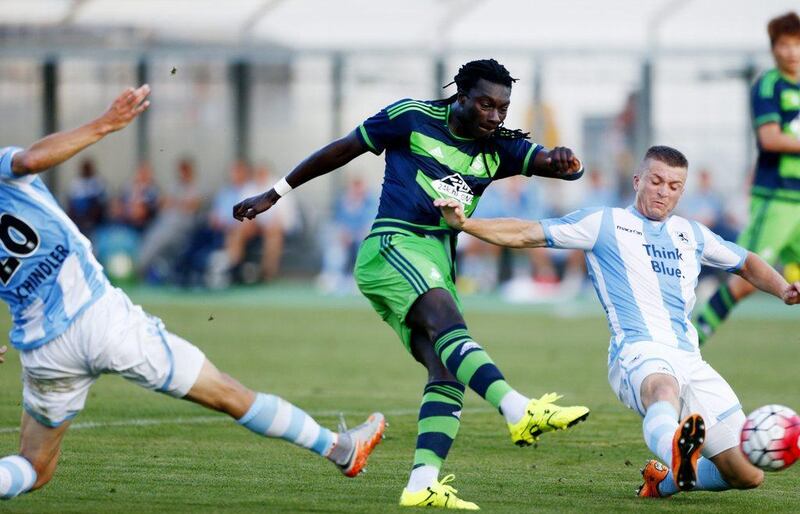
[432,173,474,205]
[675,231,689,244]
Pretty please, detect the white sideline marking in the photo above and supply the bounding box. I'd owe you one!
[0,407,496,434]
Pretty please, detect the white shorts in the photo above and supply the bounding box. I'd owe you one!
[20,287,206,427]
[608,341,745,457]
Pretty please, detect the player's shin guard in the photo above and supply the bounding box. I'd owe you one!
[0,456,37,500]
[433,325,511,409]
[408,381,464,491]
[695,284,737,345]
[237,393,335,457]
[643,401,679,464]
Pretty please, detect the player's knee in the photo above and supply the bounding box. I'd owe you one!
[187,363,252,416]
[408,289,464,340]
[640,374,679,408]
[209,373,249,409]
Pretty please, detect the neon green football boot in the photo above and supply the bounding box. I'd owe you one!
[508,393,590,446]
[399,474,480,510]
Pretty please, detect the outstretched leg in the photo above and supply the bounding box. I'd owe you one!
[407,288,589,446]
[637,373,762,498]
[184,359,385,477]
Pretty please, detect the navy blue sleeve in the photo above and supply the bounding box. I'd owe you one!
[355,99,415,155]
[493,138,542,179]
[751,75,781,128]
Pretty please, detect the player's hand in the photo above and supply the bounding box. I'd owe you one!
[98,85,151,134]
[783,281,800,305]
[0,345,7,365]
[233,190,279,221]
[434,198,467,230]
[544,147,582,177]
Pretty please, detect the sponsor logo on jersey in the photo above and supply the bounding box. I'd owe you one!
[643,244,684,277]
[432,173,474,205]
[616,224,643,236]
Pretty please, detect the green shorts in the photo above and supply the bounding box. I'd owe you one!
[355,228,462,352]
[737,195,800,265]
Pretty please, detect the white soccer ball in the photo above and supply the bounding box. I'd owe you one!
[740,404,800,471]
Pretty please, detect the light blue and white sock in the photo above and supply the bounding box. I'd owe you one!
[238,393,337,457]
[657,458,730,496]
[0,455,37,500]
[695,458,730,491]
[643,401,679,464]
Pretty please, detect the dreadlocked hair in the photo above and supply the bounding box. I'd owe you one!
[434,58,529,141]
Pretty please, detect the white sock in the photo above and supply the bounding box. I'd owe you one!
[406,465,439,492]
[500,390,530,424]
[0,455,37,499]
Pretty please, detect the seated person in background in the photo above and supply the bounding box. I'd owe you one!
[676,168,738,243]
[557,169,623,296]
[67,157,107,236]
[93,196,141,285]
[459,176,559,295]
[240,164,302,281]
[136,158,203,282]
[121,160,160,232]
[317,176,377,293]
[212,160,253,260]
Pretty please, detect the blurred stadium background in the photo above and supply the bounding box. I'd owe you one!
[2,0,799,293]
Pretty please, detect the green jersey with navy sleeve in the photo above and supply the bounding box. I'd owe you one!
[751,69,800,201]
[355,98,543,233]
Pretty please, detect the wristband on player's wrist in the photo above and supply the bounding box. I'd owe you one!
[272,177,292,197]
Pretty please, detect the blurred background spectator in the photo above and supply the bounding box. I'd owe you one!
[677,167,740,242]
[136,158,203,283]
[316,176,377,294]
[67,158,107,236]
[121,161,161,232]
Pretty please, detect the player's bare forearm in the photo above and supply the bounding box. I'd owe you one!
[435,198,546,248]
[11,122,106,175]
[736,252,800,305]
[757,124,800,153]
[233,131,367,221]
[11,85,150,176]
[530,146,584,181]
[461,217,546,249]
[284,131,368,189]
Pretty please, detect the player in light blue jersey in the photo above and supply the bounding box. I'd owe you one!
[0,86,385,500]
[435,145,800,498]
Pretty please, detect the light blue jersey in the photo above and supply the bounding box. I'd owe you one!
[540,206,747,364]
[0,147,108,350]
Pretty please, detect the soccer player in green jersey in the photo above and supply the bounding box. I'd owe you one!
[696,12,800,344]
[234,59,590,510]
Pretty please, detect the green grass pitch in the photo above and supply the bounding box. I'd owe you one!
[0,289,798,512]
